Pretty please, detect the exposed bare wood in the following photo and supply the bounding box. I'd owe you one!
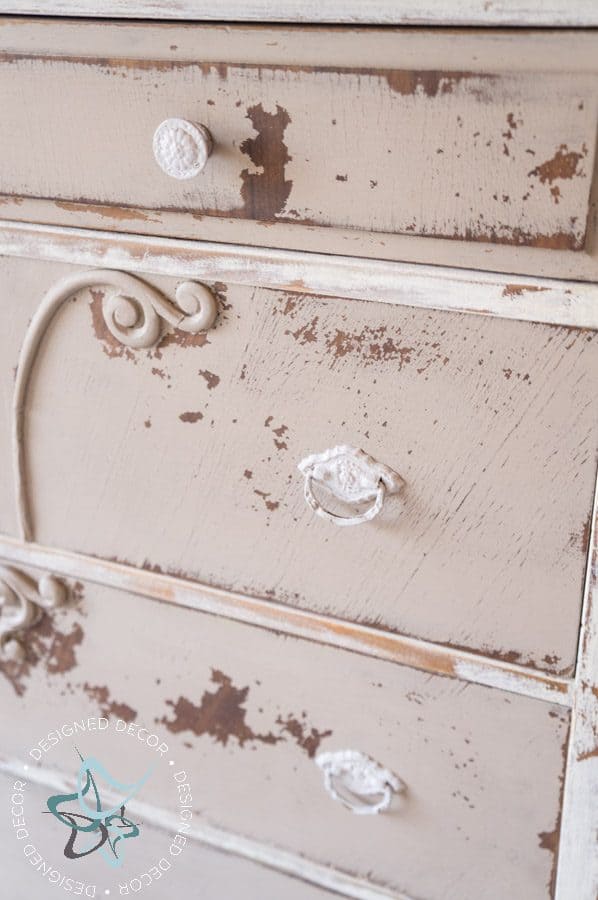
[1,220,597,329]
[0,534,573,706]
[0,578,570,899]
[555,469,598,899]
[1,22,597,278]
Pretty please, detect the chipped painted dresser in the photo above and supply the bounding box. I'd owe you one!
[0,4,597,900]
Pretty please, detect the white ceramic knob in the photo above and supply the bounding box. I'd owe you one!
[153,118,213,179]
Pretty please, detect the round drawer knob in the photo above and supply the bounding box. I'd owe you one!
[153,118,213,179]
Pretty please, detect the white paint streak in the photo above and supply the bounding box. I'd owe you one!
[0,534,573,707]
[0,221,596,330]
[0,0,596,25]
[555,468,598,899]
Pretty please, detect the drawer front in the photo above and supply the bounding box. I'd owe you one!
[1,23,598,277]
[0,775,334,900]
[0,578,569,899]
[1,258,597,674]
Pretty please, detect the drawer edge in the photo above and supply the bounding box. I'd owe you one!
[0,534,574,708]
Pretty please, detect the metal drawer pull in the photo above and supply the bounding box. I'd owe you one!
[153,118,213,179]
[298,445,404,526]
[316,750,404,815]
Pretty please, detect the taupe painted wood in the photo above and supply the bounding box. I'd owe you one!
[0,578,570,900]
[3,220,598,330]
[1,22,598,279]
[2,1,598,25]
[0,770,340,900]
[1,256,597,675]
[555,476,598,899]
[0,533,573,706]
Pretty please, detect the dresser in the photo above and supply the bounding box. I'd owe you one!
[0,5,597,899]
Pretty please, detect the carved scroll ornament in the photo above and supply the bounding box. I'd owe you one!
[13,269,218,542]
[0,565,67,662]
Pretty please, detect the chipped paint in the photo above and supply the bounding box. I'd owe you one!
[179,410,204,423]
[160,669,332,756]
[160,669,280,747]
[276,713,332,758]
[325,326,414,366]
[0,609,83,696]
[239,104,292,221]
[82,681,137,722]
[198,369,221,389]
[529,144,588,185]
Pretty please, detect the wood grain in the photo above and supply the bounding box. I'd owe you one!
[1,255,596,674]
[0,578,570,899]
[1,220,597,330]
[1,22,598,277]
[1,0,597,25]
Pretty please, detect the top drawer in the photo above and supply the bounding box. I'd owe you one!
[1,21,598,280]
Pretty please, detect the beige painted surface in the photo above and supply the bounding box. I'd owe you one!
[0,578,570,899]
[2,0,598,26]
[0,770,337,900]
[1,257,597,674]
[1,22,598,277]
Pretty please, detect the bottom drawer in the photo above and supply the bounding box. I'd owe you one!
[0,773,333,900]
[0,573,568,900]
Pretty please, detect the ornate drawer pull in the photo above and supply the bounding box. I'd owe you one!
[298,445,404,526]
[316,750,404,815]
[153,118,213,179]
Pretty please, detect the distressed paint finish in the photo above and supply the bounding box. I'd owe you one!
[0,578,570,899]
[2,257,597,674]
[2,0,598,24]
[554,478,598,899]
[0,533,574,706]
[0,771,346,900]
[9,267,218,541]
[0,24,598,276]
[0,766,406,900]
[2,220,598,330]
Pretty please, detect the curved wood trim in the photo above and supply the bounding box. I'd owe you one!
[12,268,216,540]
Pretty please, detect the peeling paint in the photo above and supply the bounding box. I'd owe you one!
[159,669,332,757]
[529,144,588,185]
[179,411,203,423]
[240,103,293,221]
[82,682,137,722]
[276,713,332,758]
[198,369,221,390]
[160,669,280,747]
[0,611,84,697]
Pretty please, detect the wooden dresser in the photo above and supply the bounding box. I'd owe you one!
[0,4,597,899]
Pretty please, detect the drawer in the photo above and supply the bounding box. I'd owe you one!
[1,21,598,279]
[1,257,597,675]
[0,578,569,900]
[0,775,334,900]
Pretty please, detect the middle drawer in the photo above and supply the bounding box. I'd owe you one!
[1,256,597,675]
